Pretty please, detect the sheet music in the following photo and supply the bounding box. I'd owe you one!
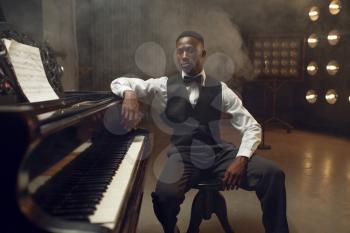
[3,39,59,102]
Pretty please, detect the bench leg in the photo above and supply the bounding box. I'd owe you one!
[213,192,235,233]
[186,191,205,233]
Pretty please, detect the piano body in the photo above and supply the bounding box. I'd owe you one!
[0,22,150,233]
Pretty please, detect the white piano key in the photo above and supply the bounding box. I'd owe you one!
[89,135,145,229]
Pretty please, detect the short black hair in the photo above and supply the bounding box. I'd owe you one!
[176,31,204,46]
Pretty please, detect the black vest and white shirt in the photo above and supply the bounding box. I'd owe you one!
[111,70,261,159]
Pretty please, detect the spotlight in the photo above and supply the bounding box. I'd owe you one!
[272,68,279,75]
[255,41,262,48]
[306,90,318,104]
[289,68,297,75]
[254,59,262,66]
[327,30,340,46]
[272,41,280,48]
[263,41,271,48]
[254,51,262,57]
[309,6,320,21]
[272,51,280,57]
[307,61,318,76]
[281,51,289,58]
[272,59,280,65]
[326,60,340,75]
[308,34,318,48]
[325,89,338,104]
[329,0,341,15]
[290,59,297,66]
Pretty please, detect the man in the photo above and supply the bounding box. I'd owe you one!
[111,31,289,233]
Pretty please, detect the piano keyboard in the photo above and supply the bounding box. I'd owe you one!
[89,135,145,229]
[34,133,146,230]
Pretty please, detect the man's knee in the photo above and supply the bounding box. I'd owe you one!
[153,182,185,202]
[264,164,285,182]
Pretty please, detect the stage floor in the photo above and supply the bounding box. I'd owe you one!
[137,124,350,233]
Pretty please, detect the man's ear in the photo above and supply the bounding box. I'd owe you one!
[202,50,206,57]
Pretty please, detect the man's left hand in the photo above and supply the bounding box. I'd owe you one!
[223,156,248,190]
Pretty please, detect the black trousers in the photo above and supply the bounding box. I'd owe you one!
[151,145,289,233]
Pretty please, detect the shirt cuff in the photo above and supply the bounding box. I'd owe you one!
[111,85,133,97]
[236,147,254,159]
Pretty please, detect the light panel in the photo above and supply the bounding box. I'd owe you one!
[326,60,340,75]
[329,0,341,15]
[307,61,318,76]
[327,30,340,46]
[309,6,320,21]
[325,89,338,104]
[306,90,318,104]
[308,34,318,48]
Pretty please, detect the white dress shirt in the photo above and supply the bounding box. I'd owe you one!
[110,70,261,158]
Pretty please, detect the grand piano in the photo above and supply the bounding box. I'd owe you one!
[0,20,150,233]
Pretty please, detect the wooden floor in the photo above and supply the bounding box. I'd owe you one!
[136,124,350,233]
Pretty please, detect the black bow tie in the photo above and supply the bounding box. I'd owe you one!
[183,75,203,85]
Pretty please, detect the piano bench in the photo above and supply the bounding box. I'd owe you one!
[186,178,234,233]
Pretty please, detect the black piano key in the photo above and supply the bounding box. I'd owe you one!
[33,134,136,221]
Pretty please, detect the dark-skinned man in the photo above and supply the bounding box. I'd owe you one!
[111,31,289,233]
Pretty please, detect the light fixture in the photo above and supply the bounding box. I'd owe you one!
[289,68,297,75]
[281,51,289,57]
[263,41,271,48]
[272,60,280,65]
[308,34,318,48]
[309,6,320,21]
[290,59,297,66]
[325,89,338,104]
[306,90,318,104]
[254,59,262,66]
[254,41,262,48]
[272,41,280,48]
[326,60,340,75]
[272,68,279,75]
[329,0,341,15]
[272,51,280,57]
[307,61,318,76]
[327,30,340,46]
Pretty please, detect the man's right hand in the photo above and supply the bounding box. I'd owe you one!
[121,90,141,129]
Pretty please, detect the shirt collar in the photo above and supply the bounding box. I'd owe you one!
[181,70,206,86]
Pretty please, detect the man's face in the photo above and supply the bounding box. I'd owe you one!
[176,36,205,76]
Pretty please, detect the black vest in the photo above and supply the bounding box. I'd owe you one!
[162,74,223,147]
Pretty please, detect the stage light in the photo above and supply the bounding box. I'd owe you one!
[327,30,340,46]
[306,90,318,104]
[325,89,338,104]
[329,0,341,15]
[272,59,280,65]
[272,41,280,48]
[309,6,320,21]
[281,59,288,66]
[272,68,279,75]
[326,60,340,75]
[307,62,318,76]
[308,34,318,48]
[289,68,297,75]
[254,51,262,57]
[254,59,262,66]
[281,50,289,58]
[263,41,271,48]
[272,51,280,57]
[254,41,262,48]
[289,41,298,49]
